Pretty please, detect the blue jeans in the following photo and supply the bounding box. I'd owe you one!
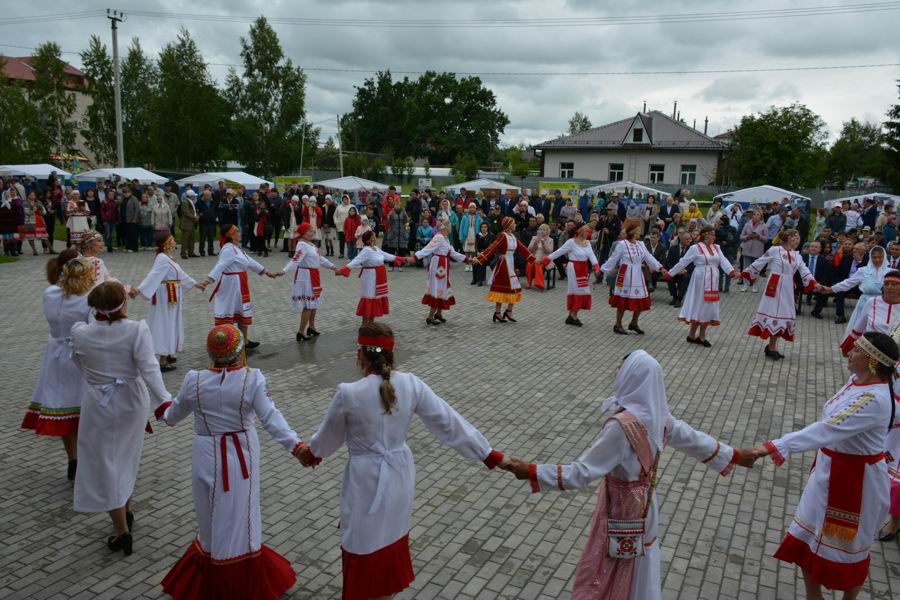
[104,222,116,252]
[347,245,359,260]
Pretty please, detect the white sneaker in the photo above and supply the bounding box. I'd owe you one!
[398,267,403,272]
[739,287,746,292]
[751,287,758,293]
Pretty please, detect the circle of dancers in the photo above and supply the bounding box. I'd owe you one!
[18,217,900,600]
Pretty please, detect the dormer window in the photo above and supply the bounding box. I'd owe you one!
[632,128,643,142]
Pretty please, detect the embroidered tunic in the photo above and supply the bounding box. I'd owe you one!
[839,296,900,354]
[86,256,114,288]
[600,240,662,312]
[207,242,267,326]
[345,246,399,318]
[666,243,734,326]
[474,232,535,305]
[414,233,466,310]
[282,240,336,310]
[743,246,816,341]
[137,253,198,355]
[547,239,600,311]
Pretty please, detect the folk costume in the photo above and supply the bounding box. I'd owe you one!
[764,339,896,592]
[160,326,304,599]
[474,219,536,305]
[546,238,600,312]
[742,245,816,342]
[338,246,404,319]
[307,334,505,600]
[830,249,889,337]
[22,285,92,436]
[414,232,467,311]
[282,236,336,311]
[526,352,736,600]
[70,317,171,513]
[207,240,267,326]
[600,239,663,312]
[665,242,735,327]
[136,252,198,356]
[839,278,900,355]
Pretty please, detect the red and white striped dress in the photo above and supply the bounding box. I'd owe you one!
[547,238,599,311]
[666,243,734,327]
[415,233,466,310]
[345,246,400,318]
[743,246,816,341]
[600,239,662,312]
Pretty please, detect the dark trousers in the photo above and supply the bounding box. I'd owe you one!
[116,222,125,248]
[813,292,846,317]
[338,232,346,256]
[473,263,487,284]
[125,223,139,252]
[104,222,116,252]
[139,226,153,248]
[44,214,56,247]
[251,234,267,254]
[668,275,690,302]
[199,224,216,255]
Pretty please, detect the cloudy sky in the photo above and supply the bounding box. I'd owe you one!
[7,0,900,152]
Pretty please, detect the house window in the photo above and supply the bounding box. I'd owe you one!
[559,162,574,179]
[632,128,643,143]
[680,165,697,185]
[609,163,624,181]
[649,164,665,184]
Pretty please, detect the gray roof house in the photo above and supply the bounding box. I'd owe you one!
[534,110,727,186]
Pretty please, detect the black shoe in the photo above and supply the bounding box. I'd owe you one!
[426,317,438,325]
[296,332,309,342]
[107,532,133,556]
[503,310,517,323]
[246,340,260,349]
[167,356,177,364]
[628,324,645,335]
[435,315,446,323]
[477,282,483,287]
[199,253,206,257]
[67,459,77,481]
[810,312,823,319]
[687,336,698,344]
[307,328,321,337]
[160,363,177,372]
[673,301,682,308]
[493,312,507,323]
[126,511,134,532]
[668,299,676,306]
[573,318,583,327]
[764,347,782,360]
[698,339,712,348]
[565,316,579,326]
[834,316,847,325]
[879,529,898,542]
[470,280,477,285]
[613,325,628,335]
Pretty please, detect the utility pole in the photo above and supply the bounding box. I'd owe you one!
[107,9,125,168]
[299,120,307,176]
[337,114,344,177]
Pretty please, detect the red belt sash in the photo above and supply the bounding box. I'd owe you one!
[765,273,780,298]
[571,260,589,289]
[362,265,389,297]
[435,254,450,281]
[209,271,250,304]
[295,267,323,297]
[820,447,885,542]
[220,431,249,493]
[615,264,628,288]
[151,279,180,305]
[704,267,720,302]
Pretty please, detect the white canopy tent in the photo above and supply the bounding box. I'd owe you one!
[313,176,389,192]
[824,193,900,209]
[714,185,810,205]
[443,178,521,193]
[78,167,168,184]
[176,171,272,190]
[0,163,72,179]
[581,181,670,198]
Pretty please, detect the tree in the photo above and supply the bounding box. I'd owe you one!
[317,137,340,171]
[341,71,410,158]
[826,118,883,188]
[29,42,77,162]
[0,57,46,164]
[568,111,592,135]
[728,103,828,189]
[885,81,900,193]
[451,153,480,181]
[227,16,316,176]
[343,152,367,177]
[79,35,117,165]
[120,39,159,167]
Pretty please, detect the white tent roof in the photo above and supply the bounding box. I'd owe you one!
[824,193,900,209]
[0,163,72,179]
[313,176,389,192]
[78,167,168,184]
[714,185,810,205]
[443,178,521,193]
[581,181,670,197]
[176,171,273,189]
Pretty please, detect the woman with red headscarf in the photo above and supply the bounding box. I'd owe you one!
[283,223,338,341]
[471,216,536,323]
[337,230,411,325]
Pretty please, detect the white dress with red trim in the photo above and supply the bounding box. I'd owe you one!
[830,258,888,337]
[547,238,600,311]
[528,411,734,600]
[160,367,301,600]
[474,232,534,305]
[207,242,266,326]
[839,296,900,355]
[86,255,115,288]
[743,246,815,342]
[308,371,504,600]
[22,285,93,436]
[601,239,662,312]
[666,243,734,327]
[70,319,171,512]
[345,246,399,318]
[764,377,893,592]
[414,233,466,310]
[282,240,336,311]
[137,253,197,356]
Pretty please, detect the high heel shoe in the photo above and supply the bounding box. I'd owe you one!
[126,512,134,532]
[493,312,507,323]
[307,328,321,337]
[613,325,628,335]
[296,332,310,342]
[67,459,77,481]
[426,317,438,325]
[503,310,517,323]
[627,324,645,335]
[435,315,446,323]
[107,532,133,556]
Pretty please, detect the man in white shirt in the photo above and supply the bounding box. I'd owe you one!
[765,205,788,242]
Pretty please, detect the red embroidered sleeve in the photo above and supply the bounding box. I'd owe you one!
[483,450,504,469]
[763,441,785,466]
[528,464,539,493]
[475,235,505,265]
[154,401,172,422]
[514,239,536,263]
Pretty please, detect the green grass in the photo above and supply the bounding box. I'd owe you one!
[0,255,19,264]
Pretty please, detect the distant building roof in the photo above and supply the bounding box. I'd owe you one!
[2,56,87,90]
[535,110,726,151]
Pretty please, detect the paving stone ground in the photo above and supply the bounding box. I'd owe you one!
[0,246,898,599]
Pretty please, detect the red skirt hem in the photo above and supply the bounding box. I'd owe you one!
[421,295,455,310]
[748,324,794,342]
[21,411,79,436]
[342,534,415,600]
[356,297,390,318]
[608,295,651,312]
[774,532,869,591]
[567,294,592,311]
[214,314,253,326]
[677,317,721,327]
[161,539,296,600]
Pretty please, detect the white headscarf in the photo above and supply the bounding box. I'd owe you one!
[601,350,671,452]
[864,247,888,282]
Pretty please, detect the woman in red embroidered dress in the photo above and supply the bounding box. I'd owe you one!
[470,216,536,323]
[337,230,411,325]
[738,332,898,599]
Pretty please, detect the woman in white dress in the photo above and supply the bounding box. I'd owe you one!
[131,232,199,371]
[739,332,898,599]
[159,325,306,599]
[600,218,664,335]
[337,230,409,325]
[70,281,172,556]
[79,230,117,287]
[664,225,739,347]
[742,228,816,360]
[819,247,888,337]
[65,190,92,246]
[21,251,94,480]
[301,323,506,600]
[283,222,337,341]
[502,351,740,600]
[196,225,283,350]
[415,219,467,325]
[471,216,536,323]
[544,224,600,327]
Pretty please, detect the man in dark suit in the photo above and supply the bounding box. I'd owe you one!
[551,190,564,222]
[531,193,551,223]
[500,191,516,216]
[802,241,831,316]
[644,230,667,291]
[814,238,857,322]
[665,229,693,307]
